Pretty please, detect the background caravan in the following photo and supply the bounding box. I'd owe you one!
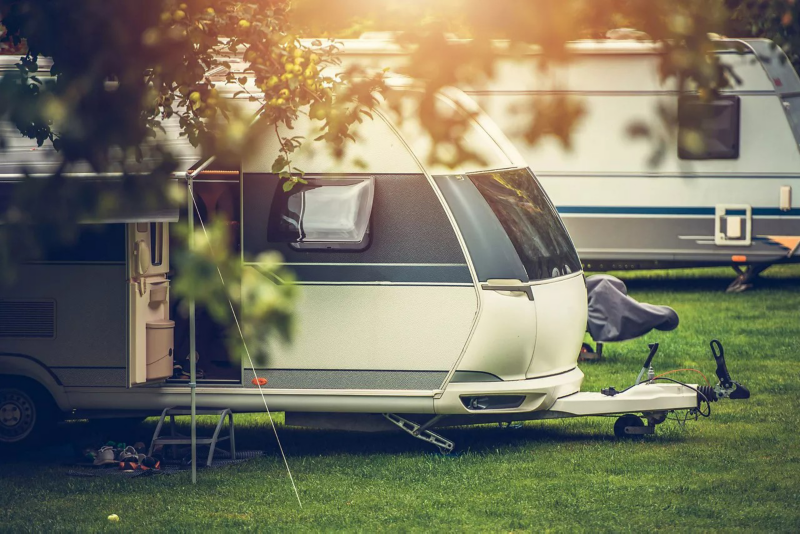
[323,36,800,290]
[0,82,592,449]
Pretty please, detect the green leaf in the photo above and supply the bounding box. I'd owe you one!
[271,155,288,173]
[282,180,296,192]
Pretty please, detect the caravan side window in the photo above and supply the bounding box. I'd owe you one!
[678,95,740,160]
[267,177,375,251]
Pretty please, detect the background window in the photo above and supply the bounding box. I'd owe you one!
[678,95,740,160]
[267,177,375,251]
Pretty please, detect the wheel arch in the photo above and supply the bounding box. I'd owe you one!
[0,353,70,412]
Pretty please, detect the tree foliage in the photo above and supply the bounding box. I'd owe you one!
[1,0,794,360]
[727,0,800,68]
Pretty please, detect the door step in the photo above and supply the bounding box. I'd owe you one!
[148,406,235,466]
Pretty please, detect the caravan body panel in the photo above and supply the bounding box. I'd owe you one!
[1,83,586,424]
[330,37,800,268]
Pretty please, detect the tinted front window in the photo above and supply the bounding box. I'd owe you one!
[469,169,580,281]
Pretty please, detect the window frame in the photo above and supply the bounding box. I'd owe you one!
[465,168,582,282]
[677,94,741,160]
[267,176,375,253]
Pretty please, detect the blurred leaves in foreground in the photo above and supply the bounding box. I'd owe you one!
[170,205,296,364]
[2,0,797,360]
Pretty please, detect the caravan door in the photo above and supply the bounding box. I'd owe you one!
[128,222,173,386]
[241,172,478,394]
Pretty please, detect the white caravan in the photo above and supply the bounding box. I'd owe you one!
[0,78,745,451]
[319,36,800,285]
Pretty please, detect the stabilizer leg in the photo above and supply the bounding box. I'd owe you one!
[382,413,455,454]
[727,264,770,293]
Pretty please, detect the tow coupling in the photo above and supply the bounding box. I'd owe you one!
[604,339,750,438]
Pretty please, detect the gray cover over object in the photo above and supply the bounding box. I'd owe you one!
[586,274,679,342]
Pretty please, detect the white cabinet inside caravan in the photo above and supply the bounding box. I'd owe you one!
[128,222,174,386]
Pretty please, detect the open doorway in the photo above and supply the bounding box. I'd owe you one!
[169,168,242,383]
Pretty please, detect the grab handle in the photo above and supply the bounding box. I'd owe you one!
[481,283,534,301]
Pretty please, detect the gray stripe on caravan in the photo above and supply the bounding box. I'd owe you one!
[466,89,777,97]
[535,171,800,179]
[258,263,472,284]
[53,368,126,387]
[434,174,528,283]
[244,369,447,390]
[565,216,800,262]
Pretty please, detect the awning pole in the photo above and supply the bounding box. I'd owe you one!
[188,174,197,484]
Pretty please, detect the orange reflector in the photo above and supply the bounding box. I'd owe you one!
[251,377,268,386]
[732,255,747,263]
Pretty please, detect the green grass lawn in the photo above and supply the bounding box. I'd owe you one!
[2,266,799,532]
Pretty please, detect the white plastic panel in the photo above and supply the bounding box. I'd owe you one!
[476,92,800,176]
[780,185,792,211]
[455,287,537,381]
[550,382,697,415]
[527,274,587,378]
[387,90,515,175]
[252,277,478,374]
[241,111,421,175]
[538,176,800,213]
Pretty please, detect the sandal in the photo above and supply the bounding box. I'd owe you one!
[139,456,161,471]
[92,446,118,466]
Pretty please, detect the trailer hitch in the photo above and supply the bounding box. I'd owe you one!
[697,339,750,403]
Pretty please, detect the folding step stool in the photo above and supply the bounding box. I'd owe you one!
[149,407,235,467]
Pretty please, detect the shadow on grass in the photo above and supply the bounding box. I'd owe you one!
[2,414,690,468]
[615,274,800,293]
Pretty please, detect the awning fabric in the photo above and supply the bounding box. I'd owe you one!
[0,178,180,223]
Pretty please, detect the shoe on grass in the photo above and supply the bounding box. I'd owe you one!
[139,456,161,471]
[119,459,139,472]
[92,446,117,466]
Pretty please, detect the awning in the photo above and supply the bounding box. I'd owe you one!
[0,178,180,224]
[0,118,201,177]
